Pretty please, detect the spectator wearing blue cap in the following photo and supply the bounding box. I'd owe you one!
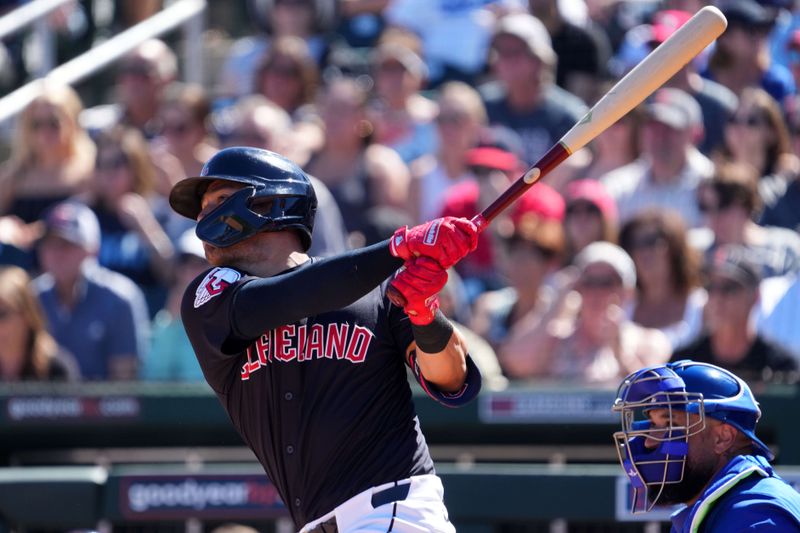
[32,200,149,381]
[704,0,795,106]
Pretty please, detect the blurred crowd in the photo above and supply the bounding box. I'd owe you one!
[1,0,799,389]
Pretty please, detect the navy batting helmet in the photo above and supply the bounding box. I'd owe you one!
[169,147,317,250]
[612,360,772,513]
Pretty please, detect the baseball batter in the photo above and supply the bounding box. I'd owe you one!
[169,147,481,532]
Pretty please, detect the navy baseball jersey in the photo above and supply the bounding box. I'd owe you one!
[181,260,481,527]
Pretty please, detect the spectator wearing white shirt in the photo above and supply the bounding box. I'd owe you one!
[601,87,713,228]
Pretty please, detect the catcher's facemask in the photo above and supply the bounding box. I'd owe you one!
[611,365,706,513]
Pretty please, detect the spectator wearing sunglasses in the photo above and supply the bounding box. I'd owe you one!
[0,83,95,224]
[81,39,177,139]
[671,244,797,384]
[500,242,670,384]
[84,126,176,316]
[619,208,706,351]
[0,266,78,381]
[562,179,618,265]
[693,163,800,279]
[154,83,218,183]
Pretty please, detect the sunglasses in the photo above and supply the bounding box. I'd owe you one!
[566,202,601,217]
[162,121,190,136]
[697,199,737,214]
[579,275,622,289]
[628,232,663,250]
[96,154,129,171]
[30,117,60,131]
[728,114,767,128]
[119,63,155,79]
[267,63,301,78]
[705,280,745,295]
[436,113,469,126]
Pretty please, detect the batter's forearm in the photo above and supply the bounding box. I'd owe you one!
[414,325,469,393]
[231,240,402,338]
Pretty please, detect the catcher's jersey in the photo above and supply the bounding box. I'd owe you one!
[181,263,480,527]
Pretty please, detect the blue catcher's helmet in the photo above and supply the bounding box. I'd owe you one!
[169,147,317,250]
[612,360,772,513]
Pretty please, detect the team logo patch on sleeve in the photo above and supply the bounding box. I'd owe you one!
[194,267,242,308]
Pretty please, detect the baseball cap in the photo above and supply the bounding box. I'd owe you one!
[41,200,101,251]
[705,244,761,287]
[719,0,775,30]
[372,42,428,79]
[564,179,617,223]
[511,182,566,224]
[650,10,692,45]
[645,88,702,131]
[574,241,637,290]
[493,13,556,67]
[466,126,525,172]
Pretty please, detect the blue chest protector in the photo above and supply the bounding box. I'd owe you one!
[671,455,800,533]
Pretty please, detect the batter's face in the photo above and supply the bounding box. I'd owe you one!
[197,180,251,266]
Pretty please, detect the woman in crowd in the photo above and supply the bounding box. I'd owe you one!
[498,242,670,384]
[155,83,218,184]
[619,208,706,351]
[715,88,800,232]
[304,76,409,238]
[84,126,176,316]
[0,266,77,381]
[252,35,323,162]
[694,163,800,279]
[0,84,95,223]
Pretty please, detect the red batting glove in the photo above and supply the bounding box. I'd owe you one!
[390,256,448,325]
[390,216,478,270]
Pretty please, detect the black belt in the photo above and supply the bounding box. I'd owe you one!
[306,482,411,533]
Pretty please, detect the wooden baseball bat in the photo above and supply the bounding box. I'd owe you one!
[389,6,727,309]
[473,5,727,230]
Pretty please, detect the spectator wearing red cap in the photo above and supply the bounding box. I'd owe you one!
[440,125,562,291]
[562,179,618,265]
[469,190,566,360]
[647,9,738,156]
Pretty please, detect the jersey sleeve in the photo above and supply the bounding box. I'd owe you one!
[406,349,482,408]
[181,266,256,365]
